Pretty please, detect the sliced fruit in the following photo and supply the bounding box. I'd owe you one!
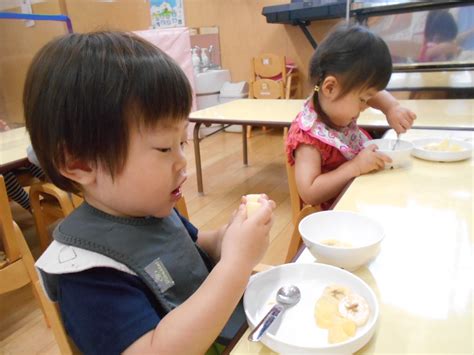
[328,324,350,344]
[246,201,261,216]
[323,284,352,302]
[338,294,370,326]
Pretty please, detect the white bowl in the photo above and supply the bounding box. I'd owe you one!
[244,263,379,354]
[299,211,384,271]
[364,138,413,169]
[411,137,472,162]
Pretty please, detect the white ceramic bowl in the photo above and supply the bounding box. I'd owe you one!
[411,138,472,162]
[244,263,379,354]
[299,211,384,271]
[364,138,413,169]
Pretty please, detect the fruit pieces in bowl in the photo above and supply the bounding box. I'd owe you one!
[315,284,370,344]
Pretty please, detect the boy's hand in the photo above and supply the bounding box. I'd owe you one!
[351,145,391,176]
[386,105,416,134]
[220,196,275,272]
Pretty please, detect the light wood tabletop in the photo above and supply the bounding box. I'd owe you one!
[0,127,30,173]
[228,129,473,354]
[189,98,474,193]
[387,70,474,91]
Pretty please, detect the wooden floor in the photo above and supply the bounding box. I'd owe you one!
[0,128,295,353]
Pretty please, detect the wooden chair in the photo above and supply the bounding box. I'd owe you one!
[0,175,78,354]
[29,182,83,251]
[247,53,300,138]
[251,53,300,100]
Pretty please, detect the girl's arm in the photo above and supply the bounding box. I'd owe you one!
[295,144,390,206]
[368,90,416,134]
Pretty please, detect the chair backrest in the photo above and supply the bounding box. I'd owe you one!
[252,53,287,83]
[0,175,79,354]
[250,79,285,100]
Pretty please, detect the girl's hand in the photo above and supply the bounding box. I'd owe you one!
[351,145,392,176]
[386,105,416,134]
[0,119,10,132]
[220,197,275,273]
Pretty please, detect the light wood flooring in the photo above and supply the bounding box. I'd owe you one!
[0,128,295,354]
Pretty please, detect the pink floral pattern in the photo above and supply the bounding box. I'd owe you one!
[296,98,369,160]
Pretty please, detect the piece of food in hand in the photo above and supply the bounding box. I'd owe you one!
[321,239,353,248]
[338,294,370,326]
[246,194,262,203]
[245,194,263,216]
[246,201,261,216]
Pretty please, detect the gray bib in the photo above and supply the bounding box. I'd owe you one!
[40,202,245,344]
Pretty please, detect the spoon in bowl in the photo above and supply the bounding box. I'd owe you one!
[248,285,301,342]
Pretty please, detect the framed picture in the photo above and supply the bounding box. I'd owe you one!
[150,0,185,28]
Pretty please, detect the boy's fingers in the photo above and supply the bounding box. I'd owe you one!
[232,203,247,224]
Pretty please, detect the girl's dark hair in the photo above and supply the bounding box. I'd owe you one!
[24,31,193,193]
[309,24,392,111]
[424,10,458,42]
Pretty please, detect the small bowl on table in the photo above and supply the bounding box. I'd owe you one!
[299,211,384,272]
[364,138,414,169]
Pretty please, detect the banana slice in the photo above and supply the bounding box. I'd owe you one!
[246,194,262,203]
[323,284,352,302]
[245,194,263,216]
[246,201,261,217]
[338,294,370,326]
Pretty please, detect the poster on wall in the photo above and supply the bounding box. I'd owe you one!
[150,0,185,28]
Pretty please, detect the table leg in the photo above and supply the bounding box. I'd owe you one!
[193,122,204,194]
[242,124,248,165]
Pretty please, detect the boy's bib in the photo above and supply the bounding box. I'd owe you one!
[37,202,244,344]
[296,98,369,160]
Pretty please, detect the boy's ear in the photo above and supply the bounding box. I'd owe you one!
[321,75,339,99]
[59,157,96,186]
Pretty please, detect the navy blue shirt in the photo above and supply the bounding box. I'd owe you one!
[57,213,199,354]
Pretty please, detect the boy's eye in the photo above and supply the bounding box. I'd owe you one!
[155,148,171,153]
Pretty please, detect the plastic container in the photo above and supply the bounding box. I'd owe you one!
[219,81,249,133]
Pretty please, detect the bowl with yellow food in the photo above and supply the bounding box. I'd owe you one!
[364,138,413,169]
[411,138,472,162]
[244,263,379,354]
[299,211,384,271]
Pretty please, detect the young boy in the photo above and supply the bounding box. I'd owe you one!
[26,31,275,354]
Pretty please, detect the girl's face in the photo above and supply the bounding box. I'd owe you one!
[318,76,379,129]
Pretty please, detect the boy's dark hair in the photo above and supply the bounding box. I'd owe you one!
[424,10,458,42]
[309,24,392,103]
[24,31,193,193]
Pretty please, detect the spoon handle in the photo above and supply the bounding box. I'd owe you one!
[248,304,284,342]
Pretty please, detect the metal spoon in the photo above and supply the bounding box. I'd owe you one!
[392,133,401,151]
[248,285,301,342]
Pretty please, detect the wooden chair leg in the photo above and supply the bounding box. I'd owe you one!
[285,205,320,263]
[29,189,52,251]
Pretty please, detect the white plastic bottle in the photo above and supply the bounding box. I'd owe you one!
[192,47,201,74]
[201,48,209,71]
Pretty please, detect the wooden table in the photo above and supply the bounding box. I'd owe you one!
[189,99,474,193]
[228,129,473,354]
[386,70,474,93]
[0,127,30,173]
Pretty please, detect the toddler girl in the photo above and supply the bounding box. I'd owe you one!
[286,24,416,210]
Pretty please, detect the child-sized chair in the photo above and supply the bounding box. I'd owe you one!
[247,53,300,138]
[0,175,78,354]
[29,182,83,251]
